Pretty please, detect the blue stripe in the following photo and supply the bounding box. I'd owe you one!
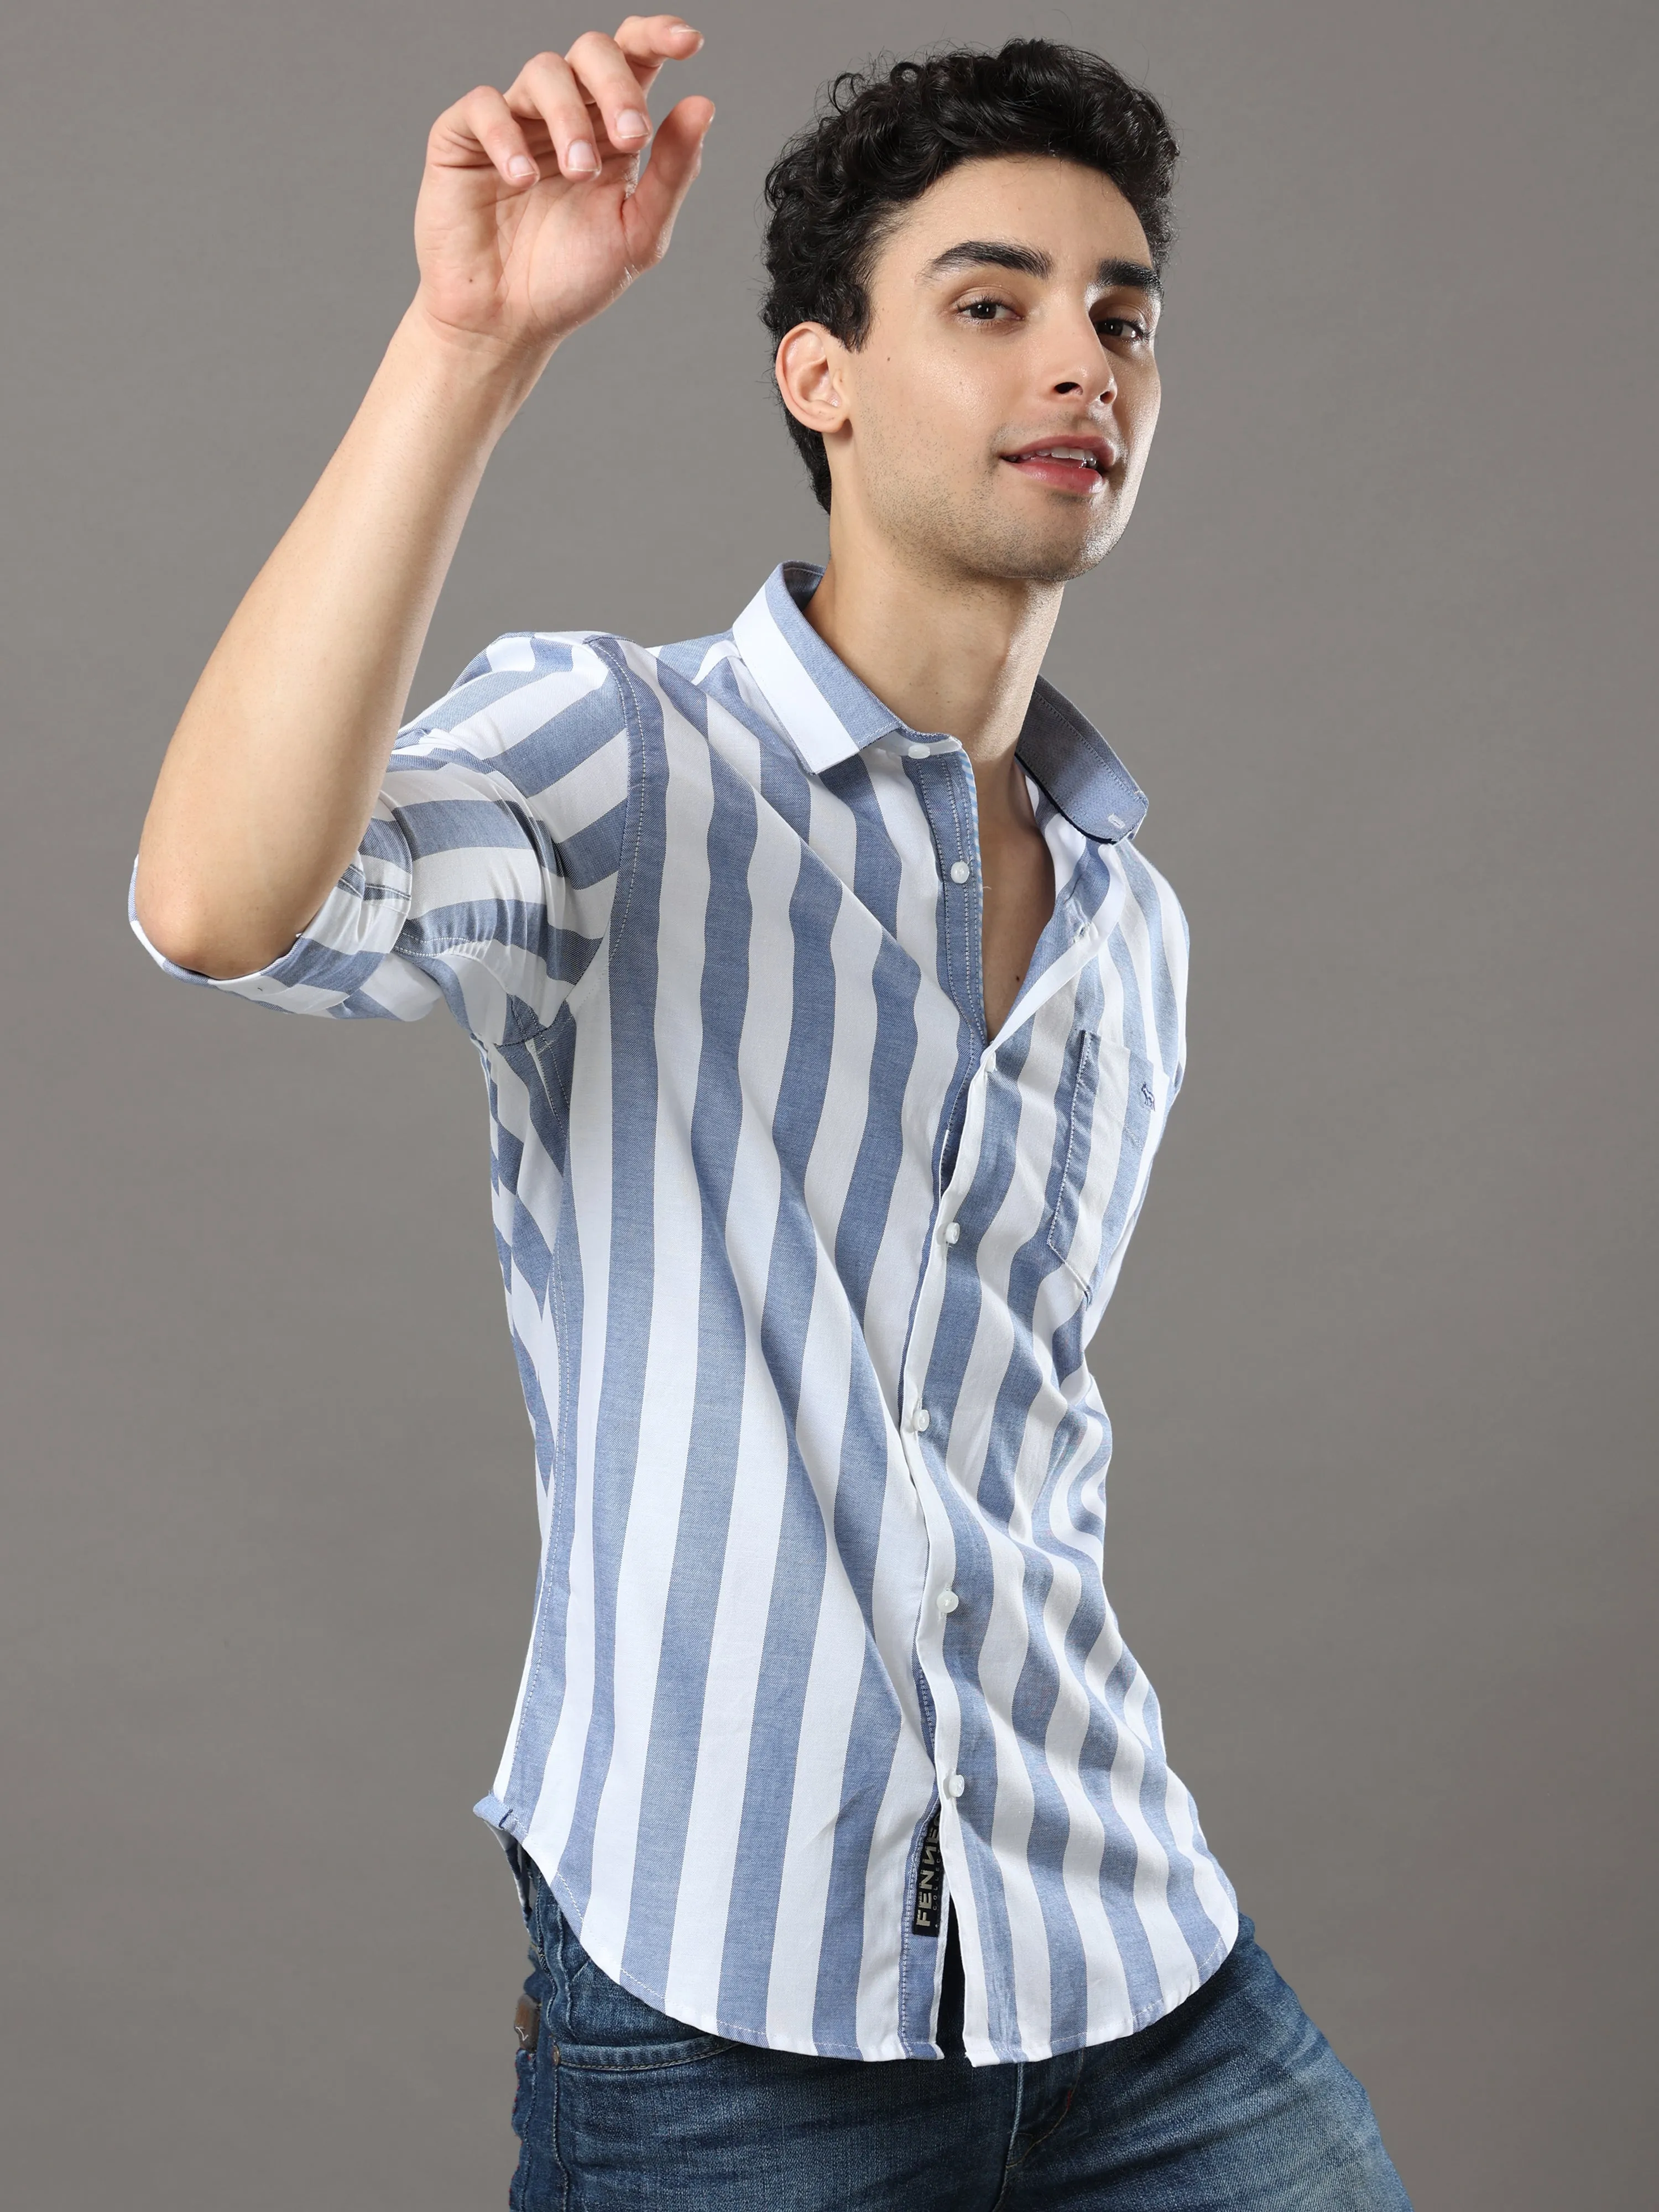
[359,816,413,866]
[554,680,668,1922]
[490,683,625,795]
[499,1161,587,1819]
[401,899,601,979]
[764,562,899,749]
[557,801,629,890]
[266,937,385,994]
[395,795,536,854]
[620,748,757,1996]
[715,851,842,2022]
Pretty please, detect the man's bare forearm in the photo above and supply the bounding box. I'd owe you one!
[135,22,710,978]
[134,305,552,979]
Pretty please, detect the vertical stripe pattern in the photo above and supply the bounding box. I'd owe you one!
[129,561,1238,2065]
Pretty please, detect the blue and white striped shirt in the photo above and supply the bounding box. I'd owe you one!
[131,560,1238,2066]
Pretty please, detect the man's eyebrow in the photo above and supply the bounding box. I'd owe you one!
[922,239,1162,302]
[925,239,1053,281]
[1095,255,1162,302]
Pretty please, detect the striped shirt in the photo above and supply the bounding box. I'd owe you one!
[130,559,1239,2066]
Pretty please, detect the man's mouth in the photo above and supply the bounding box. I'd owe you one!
[1000,440,1119,494]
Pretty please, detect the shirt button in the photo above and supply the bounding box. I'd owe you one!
[908,741,931,759]
[942,1221,961,1245]
[949,860,971,884]
[945,1772,966,1798]
[910,1406,931,1433]
[936,1589,959,1615]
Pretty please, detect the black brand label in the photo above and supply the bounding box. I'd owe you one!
[911,1806,944,1936]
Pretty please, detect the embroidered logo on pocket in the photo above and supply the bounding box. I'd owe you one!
[1045,1032,1161,1302]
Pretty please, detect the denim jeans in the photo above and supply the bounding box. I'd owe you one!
[503,1846,1411,2210]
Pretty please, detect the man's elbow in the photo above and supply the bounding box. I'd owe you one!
[133,857,295,980]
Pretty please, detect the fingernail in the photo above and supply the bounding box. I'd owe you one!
[567,142,599,175]
[616,109,650,141]
[508,156,537,183]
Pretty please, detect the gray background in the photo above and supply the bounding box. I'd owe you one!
[3,1,1653,2204]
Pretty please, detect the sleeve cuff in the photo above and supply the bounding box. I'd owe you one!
[127,828,413,1009]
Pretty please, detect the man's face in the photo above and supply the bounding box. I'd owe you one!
[821,155,1163,585]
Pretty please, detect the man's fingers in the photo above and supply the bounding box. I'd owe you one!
[622,96,714,268]
[430,24,703,194]
[610,15,704,92]
[564,29,661,152]
[432,85,544,189]
[425,28,708,290]
[506,50,613,178]
[498,23,703,180]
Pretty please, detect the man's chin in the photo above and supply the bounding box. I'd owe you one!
[941,486,1124,583]
[869,477,1121,587]
[964,519,1117,587]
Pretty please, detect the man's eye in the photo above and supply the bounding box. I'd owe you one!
[1096,317,1152,343]
[959,299,1013,321]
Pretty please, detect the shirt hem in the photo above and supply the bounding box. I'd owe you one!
[476,1798,1241,2071]
[954,1917,1241,2068]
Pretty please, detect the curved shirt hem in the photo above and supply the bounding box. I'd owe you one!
[478,1797,1240,2070]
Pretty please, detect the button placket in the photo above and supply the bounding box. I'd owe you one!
[911,747,986,1043]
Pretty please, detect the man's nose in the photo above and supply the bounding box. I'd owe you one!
[1050,316,1118,406]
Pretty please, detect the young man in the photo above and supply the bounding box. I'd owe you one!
[133,21,1411,2208]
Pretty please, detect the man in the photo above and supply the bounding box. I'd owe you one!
[133,19,1411,2207]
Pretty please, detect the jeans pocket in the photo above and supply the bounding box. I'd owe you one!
[509,1944,552,2158]
[542,1892,734,2072]
[510,2037,538,2140]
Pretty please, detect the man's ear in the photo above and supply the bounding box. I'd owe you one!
[774,322,849,437]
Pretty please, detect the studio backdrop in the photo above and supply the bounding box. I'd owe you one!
[3,2,1653,2206]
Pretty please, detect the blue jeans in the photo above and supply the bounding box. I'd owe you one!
[504,1849,1411,2209]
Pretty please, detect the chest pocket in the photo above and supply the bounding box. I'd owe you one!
[1046,1026,1167,1302]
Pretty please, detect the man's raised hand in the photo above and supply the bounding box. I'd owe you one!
[414,17,713,358]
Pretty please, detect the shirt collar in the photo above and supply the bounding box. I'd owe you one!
[729,561,1149,844]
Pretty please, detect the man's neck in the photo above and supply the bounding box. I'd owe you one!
[802,534,1063,775]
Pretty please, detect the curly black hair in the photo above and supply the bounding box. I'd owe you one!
[760,39,1180,513]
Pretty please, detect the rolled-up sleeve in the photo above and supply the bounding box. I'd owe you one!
[129,630,634,1044]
